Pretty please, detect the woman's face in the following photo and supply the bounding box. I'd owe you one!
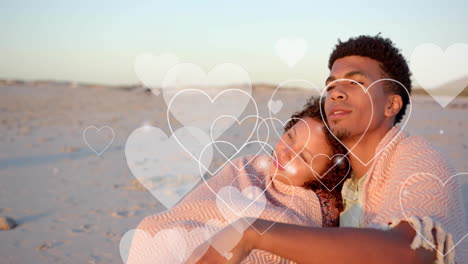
[268,117,334,186]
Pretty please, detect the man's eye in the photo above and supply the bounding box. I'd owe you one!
[326,86,336,92]
[287,132,293,139]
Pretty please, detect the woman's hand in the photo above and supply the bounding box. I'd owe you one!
[186,218,257,264]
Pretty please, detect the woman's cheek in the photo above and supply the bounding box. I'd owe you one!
[284,162,299,176]
[274,140,286,154]
[286,164,310,186]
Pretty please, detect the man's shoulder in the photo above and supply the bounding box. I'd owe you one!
[396,134,436,154]
[389,130,436,156]
[378,127,440,160]
[388,132,455,176]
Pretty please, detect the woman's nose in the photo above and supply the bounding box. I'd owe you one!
[277,144,293,162]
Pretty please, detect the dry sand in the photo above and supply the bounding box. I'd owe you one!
[0,82,467,263]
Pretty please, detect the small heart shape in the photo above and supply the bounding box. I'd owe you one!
[275,38,308,67]
[268,99,283,114]
[307,154,351,192]
[82,126,114,156]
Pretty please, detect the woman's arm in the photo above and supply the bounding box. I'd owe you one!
[248,218,435,264]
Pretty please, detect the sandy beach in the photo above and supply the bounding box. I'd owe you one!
[0,82,467,264]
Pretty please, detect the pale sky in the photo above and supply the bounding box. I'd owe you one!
[1,0,467,85]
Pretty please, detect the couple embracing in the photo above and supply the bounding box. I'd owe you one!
[128,35,467,264]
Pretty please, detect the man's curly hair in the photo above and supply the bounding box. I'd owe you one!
[328,34,412,124]
[284,96,350,208]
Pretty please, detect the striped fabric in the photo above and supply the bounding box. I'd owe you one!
[361,126,467,263]
[127,126,467,263]
[127,155,325,264]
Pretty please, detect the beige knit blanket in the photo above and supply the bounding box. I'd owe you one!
[126,154,327,263]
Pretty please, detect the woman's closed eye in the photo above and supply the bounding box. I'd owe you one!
[286,131,308,163]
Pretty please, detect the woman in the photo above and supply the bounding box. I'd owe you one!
[127,96,350,264]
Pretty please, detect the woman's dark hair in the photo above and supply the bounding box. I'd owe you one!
[284,96,350,210]
[328,34,412,125]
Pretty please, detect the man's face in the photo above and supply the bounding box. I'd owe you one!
[324,55,390,141]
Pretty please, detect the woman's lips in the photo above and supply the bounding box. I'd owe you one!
[273,158,285,170]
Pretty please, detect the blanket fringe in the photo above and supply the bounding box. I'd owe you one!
[388,216,455,264]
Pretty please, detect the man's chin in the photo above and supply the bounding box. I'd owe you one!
[328,123,351,140]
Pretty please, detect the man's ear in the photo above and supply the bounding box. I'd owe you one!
[384,95,403,118]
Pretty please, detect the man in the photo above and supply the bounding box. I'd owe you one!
[192,35,467,264]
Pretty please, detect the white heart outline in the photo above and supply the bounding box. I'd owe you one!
[307,153,351,192]
[309,153,348,179]
[197,138,275,178]
[225,172,298,235]
[319,78,373,166]
[187,112,267,177]
[207,114,262,174]
[166,88,258,172]
[196,140,280,222]
[198,139,270,176]
[216,183,266,224]
[162,62,253,138]
[197,114,270,176]
[267,78,322,118]
[210,114,260,146]
[319,78,413,167]
[82,125,114,156]
[399,172,468,257]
